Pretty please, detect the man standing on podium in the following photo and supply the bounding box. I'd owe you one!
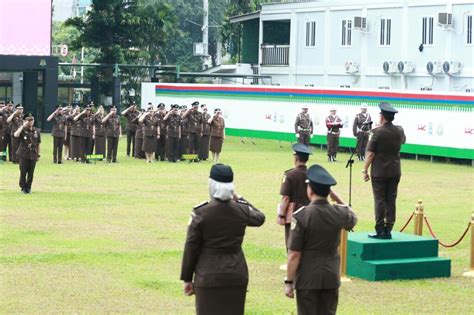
[363,102,406,239]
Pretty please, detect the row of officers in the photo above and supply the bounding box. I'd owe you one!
[0,100,226,165]
[295,104,372,162]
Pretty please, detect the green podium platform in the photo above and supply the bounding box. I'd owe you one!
[347,232,451,281]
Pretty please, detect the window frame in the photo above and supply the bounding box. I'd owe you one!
[305,21,317,48]
[421,16,434,46]
[467,15,473,46]
[379,18,392,47]
[341,19,352,47]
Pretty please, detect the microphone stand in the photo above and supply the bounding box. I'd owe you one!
[345,148,356,207]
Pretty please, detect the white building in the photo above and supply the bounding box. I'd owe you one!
[225,0,474,92]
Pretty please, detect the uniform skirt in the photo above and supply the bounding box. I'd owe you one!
[70,135,83,159]
[95,135,106,156]
[210,136,223,153]
[64,132,71,146]
[142,135,156,153]
[194,286,246,315]
[199,135,210,160]
[135,136,145,158]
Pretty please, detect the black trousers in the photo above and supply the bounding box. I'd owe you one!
[155,135,167,161]
[126,130,136,156]
[327,133,339,157]
[11,136,19,162]
[198,135,210,160]
[371,177,400,232]
[298,132,310,146]
[81,137,93,161]
[356,132,369,156]
[53,136,64,162]
[195,286,247,315]
[3,133,12,161]
[179,136,189,158]
[296,288,339,315]
[19,157,37,190]
[167,136,180,162]
[107,136,119,162]
[188,133,200,154]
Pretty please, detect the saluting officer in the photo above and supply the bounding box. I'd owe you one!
[285,164,357,315]
[353,103,372,161]
[0,102,5,160]
[74,105,94,163]
[134,109,146,159]
[102,106,121,163]
[180,164,265,315]
[14,113,41,194]
[68,107,82,161]
[63,104,73,160]
[1,102,14,161]
[164,104,181,162]
[363,102,406,239]
[278,143,312,252]
[179,105,189,159]
[140,105,160,163]
[209,108,225,162]
[155,103,168,161]
[325,108,343,162]
[47,105,67,164]
[295,106,313,145]
[94,105,106,157]
[184,101,203,156]
[199,104,211,161]
[7,104,24,163]
[121,102,139,157]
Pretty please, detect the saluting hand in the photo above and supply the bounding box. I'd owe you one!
[285,283,294,298]
[183,282,194,296]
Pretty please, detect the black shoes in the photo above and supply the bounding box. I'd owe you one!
[327,156,337,162]
[368,227,392,239]
[21,188,31,194]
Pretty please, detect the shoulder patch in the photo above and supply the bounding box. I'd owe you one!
[291,217,298,230]
[193,201,209,209]
[293,206,306,216]
[236,199,249,205]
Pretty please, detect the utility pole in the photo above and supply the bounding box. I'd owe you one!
[202,0,209,70]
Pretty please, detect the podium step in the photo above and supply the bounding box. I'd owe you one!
[347,232,451,281]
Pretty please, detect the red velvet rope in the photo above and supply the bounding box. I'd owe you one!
[423,217,471,248]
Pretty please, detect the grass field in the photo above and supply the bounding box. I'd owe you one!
[1,134,473,314]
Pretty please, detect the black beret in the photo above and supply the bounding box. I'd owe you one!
[23,112,34,120]
[306,164,337,186]
[181,105,187,110]
[192,101,199,107]
[200,104,207,108]
[158,103,165,109]
[210,163,234,183]
[292,143,313,155]
[379,102,398,114]
[171,104,179,109]
[214,108,221,113]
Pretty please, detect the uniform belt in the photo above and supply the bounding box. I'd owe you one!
[299,128,311,132]
[201,247,241,255]
[328,131,340,135]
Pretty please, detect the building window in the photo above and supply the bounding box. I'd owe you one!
[422,17,434,45]
[467,15,473,45]
[380,18,392,46]
[305,21,316,47]
[341,19,352,46]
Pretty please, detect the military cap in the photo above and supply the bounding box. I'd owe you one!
[171,104,179,109]
[23,112,34,120]
[306,164,337,186]
[191,101,199,107]
[200,104,207,108]
[110,105,116,110]
[379,102,398,114]
[361,103,368,109]
[302,105,308,109]
[85,105,92,110]
[214,108,221,113]
[330,107,337,111]
[158,103,165,109]
[181,105,188,110]
[15,104,23,109]
[7,102,14,106]
[210,163,234,183]
[146,105,153,111]
[292,143,313,156]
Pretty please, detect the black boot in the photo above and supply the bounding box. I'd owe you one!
[369,225,387,239]
[384,226,393,239]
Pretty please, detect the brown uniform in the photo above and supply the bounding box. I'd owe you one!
[155,112,167,161]
[68,115,83,160]
[78,114,94,161]
[325,115,343,159]
[289,200,357,315]
[187,110,203,154]
[16,127,41,192]
[181,197,265,315]
[179,115,189,158]
[10,115,23,163]
[352,112,372,159]
[166,112,181,162]
[199,112,211,160]
[1,107,13,161]
[295,112,313,146]
[51,114,67,163]
[367,122,406,234]
[210,116,225,154]
[134,117,145,158]
[280,165,310,250]
[105,115,121,162]
[142,115,159,153]
[94,114,106,156]
[124,109,139,156]
[0,109,5,159]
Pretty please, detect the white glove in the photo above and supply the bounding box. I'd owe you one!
[295,133,300,138]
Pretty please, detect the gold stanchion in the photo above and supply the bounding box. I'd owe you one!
[463,212,474,278]
[413,200,424,236]
[340,229,351,282]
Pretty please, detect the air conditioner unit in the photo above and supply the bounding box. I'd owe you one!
[438,13,453,27]
[354,16,367,30]
[345,61,360,74]
[426,61,444,75]
[383,61,398,74]
[443,61,462,75]
[398,61,416,74]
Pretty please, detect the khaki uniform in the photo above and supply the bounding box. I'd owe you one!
[181,197,265,315]
[105,115,121,162]
[0,110,5,159]
[295,113,313,145]
[325,115,343,159]
[51,114,66,163]
[68,115,83,160]
[155,112,167,161]
[124,110,139,156]
[210,116,225,154]
[367,122,406,234]
[10,115,23,163]
[134,117,145,158]
[78,114,94,161]
[352,113,372,159]
[279,165,310,250]
[199,112,211,160]
[187,110,203,154]
[16,127,41,191]
[289,200,357,315]
[1,108,13,161]
[179,116,189,158]
[94,114,106,156]
[142,115,159,153]
[166,112,181,162]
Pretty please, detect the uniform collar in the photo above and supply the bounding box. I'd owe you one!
[310,198,329,205]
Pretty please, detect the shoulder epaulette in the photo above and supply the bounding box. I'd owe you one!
[284,168,293,174]
[236,199,248,205]
[293,206,306,216]
[193,201,209,210]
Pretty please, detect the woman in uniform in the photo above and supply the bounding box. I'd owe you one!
[209,108,225,162]
[134,109,146,159]
[63,104,73,160]
[179,105,189,160]
[94,105,106,158]
[180,164,265,315]
[68,107,82,161]
[139,106,160,163]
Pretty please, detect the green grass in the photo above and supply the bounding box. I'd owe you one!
[1,135,473,314]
